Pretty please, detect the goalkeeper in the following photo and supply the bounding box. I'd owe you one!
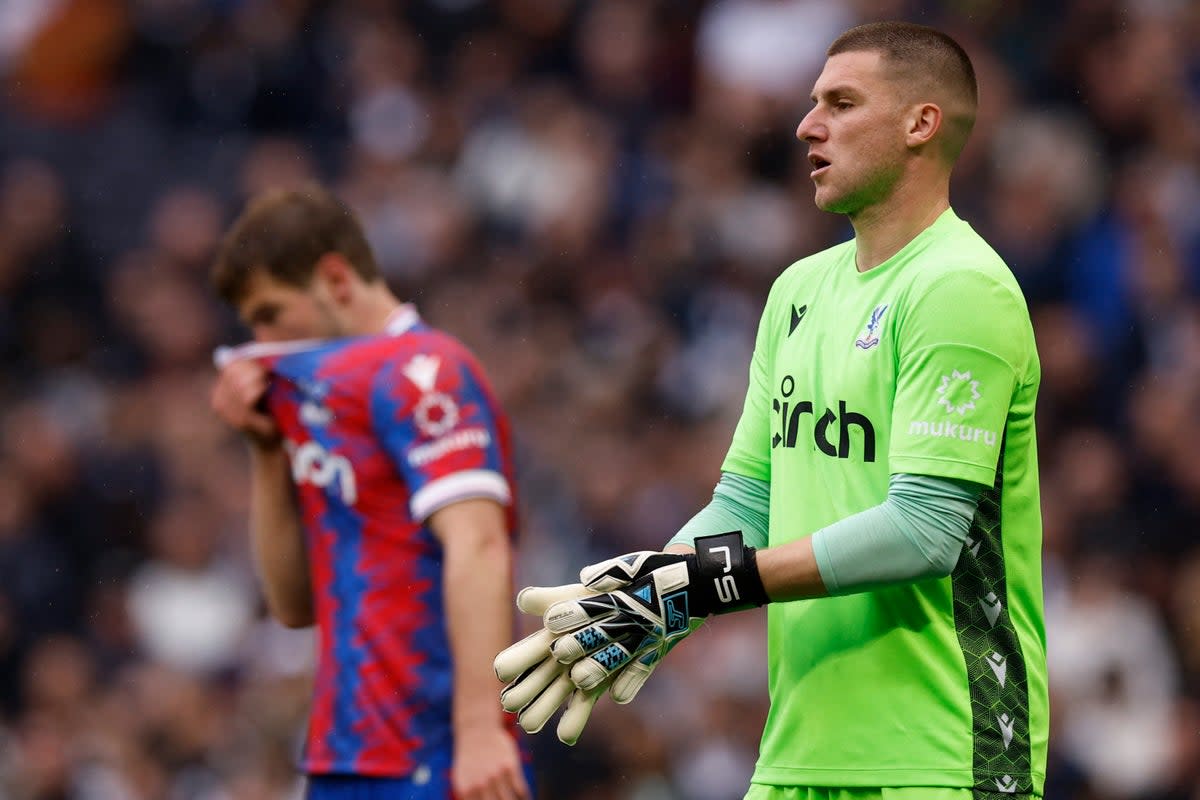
[497,21,1047,800]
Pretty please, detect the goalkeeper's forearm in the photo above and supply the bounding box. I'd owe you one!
[495,473,982,747]
[668,472,770,551]
[668,472,981,602]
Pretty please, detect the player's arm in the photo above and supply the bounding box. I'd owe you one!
[370,348,529,798]
[246,446,314,627]
[664,471,771,555]
[757,472,981,599]
[499,470,983,747]
[502,472,980,720]
[663,469,980,598]
[768,268,1032,600]
[211,358,313,628]
[429,498,530,800]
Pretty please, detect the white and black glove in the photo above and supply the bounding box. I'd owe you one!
[494,582,607,745]
[494,532,768,744]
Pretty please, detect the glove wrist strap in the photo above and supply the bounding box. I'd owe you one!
[690,531,770,616]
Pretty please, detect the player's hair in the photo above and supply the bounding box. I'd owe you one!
[828,21,978,161]
[211,186,380,304]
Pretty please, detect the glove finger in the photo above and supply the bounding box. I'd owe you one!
[516,670,575,735]
[549,615,658,665]
[557,684,605,746]
[516,583,593,616]
[500,653,563,711]
[610,650,662,704]
[494,627,556,683]
[550,623,610,664]
[569,642,634,692]
[609,616,703,702]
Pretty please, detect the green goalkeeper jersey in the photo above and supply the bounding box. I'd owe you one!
[723,209,1047,795]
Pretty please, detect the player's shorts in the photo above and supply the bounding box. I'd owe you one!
[306,764,536,799]
[744,787,1041,800]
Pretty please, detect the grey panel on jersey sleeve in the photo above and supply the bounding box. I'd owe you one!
[812,473,981,595]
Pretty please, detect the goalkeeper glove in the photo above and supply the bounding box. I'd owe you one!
[496,532,768,744]
[549,531,768,695]
[494,582,607,744]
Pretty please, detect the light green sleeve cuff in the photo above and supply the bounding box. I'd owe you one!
[812,473,981,595]
[667,472,770,551]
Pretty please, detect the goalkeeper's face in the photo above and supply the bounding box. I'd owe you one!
[795,50,913,216]
[236,269,342,343]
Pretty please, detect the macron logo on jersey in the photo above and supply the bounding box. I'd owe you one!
[998,712,1015,750]
[987,652,1008,687]
[980,591,1003,628]
[402,354,441,392]
[402,354,463,438]
[788,304,808,336]
[296,378,333,427]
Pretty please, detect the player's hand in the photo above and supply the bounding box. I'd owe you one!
[451,722,531,800]
[210,357,280,448]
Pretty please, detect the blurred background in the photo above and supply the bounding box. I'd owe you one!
[0,0,1197,797]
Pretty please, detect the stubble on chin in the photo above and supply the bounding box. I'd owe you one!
[813,186,854,215]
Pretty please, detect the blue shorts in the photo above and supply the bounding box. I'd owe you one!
[306,764,537,799]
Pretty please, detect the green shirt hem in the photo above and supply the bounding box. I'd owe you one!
[750,766,1045,794]
[888,455,997,487]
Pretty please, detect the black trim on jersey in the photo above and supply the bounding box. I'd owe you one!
[951,433,1034,796]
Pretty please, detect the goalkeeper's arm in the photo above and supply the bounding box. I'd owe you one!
[668,471,982,599]
[495,470,984,745]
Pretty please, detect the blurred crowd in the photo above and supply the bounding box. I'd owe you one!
[0,0,1198,797]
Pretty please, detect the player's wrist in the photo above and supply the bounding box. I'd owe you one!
[454,706,507,733]
[245,432,285,456]
[687,532,770,616]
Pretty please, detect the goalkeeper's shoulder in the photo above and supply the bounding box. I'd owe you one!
[765,240,855,309]
[915,222,1026,302]
[777,240,854,281]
